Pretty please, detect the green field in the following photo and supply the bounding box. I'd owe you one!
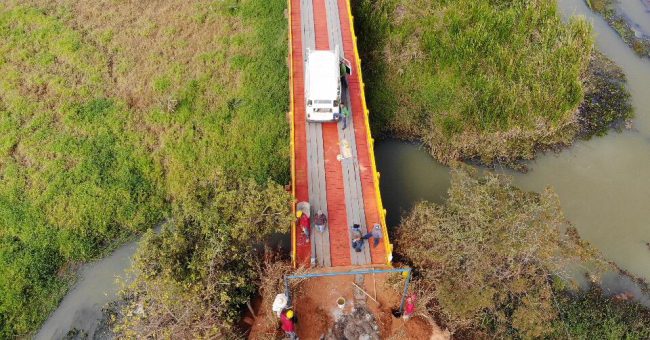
[354,0,594,165]
[0,0,289,337]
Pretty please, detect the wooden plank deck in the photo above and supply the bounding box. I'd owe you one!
[307,122,331,267]
[292,0,387,267]
[304,0,333,267]
[336,0,386,264]
[326,0,372,265]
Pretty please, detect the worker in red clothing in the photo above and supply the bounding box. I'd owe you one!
[297,211,310,243]
[403,293,417,320]
[280,309,297,339]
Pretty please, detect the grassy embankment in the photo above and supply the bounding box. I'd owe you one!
[354,0,632,167]
[395,168,650,339]
[0,0,289,337]
[586,0,650,57]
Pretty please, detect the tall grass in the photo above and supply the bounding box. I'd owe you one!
[0,0,289,337]
[354,0,594,164]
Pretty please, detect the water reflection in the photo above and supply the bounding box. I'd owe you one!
[375,140,450,227]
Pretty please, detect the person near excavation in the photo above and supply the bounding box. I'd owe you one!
[403,294,417,320]
[297,211,310,243]
[280,309,296,339]
[314,210,327,233]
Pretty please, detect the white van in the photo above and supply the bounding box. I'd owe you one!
[305,48,351,122]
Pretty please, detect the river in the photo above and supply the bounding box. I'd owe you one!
[37,0,650,336]
[35,237,140,339]
[376,0,650,289]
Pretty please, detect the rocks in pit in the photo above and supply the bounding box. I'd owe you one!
[323,307,380,340]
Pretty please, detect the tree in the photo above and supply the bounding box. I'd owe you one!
[115,175,292,338]
[395,167,600,338]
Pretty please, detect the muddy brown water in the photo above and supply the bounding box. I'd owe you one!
[376,0,650,301]
[618,0,650,36]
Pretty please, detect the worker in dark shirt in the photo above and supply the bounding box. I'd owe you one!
[351,225,364,252]
[314,210,327,233]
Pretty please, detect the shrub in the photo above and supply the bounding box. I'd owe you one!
[115,176,292,338]
[395,167,599,337]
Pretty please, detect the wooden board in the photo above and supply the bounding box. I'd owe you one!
[292,0,388,267]
[336,0,387,264]
[327,0,372,265]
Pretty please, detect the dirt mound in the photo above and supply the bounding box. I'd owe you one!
[247,267,450,339]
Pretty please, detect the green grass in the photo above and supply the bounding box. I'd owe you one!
[552,285,650,339]
[354,0,594,164]
[0,0,289,337]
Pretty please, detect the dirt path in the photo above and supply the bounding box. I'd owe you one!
[248,267,450,339]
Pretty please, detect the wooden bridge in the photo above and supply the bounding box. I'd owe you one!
[289,0,392,268]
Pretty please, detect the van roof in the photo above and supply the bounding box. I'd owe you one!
[308,50,338,101]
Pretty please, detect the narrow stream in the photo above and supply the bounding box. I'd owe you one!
[619,0,650,36]
[35,237,141,339]
[376,0,650,290]
[37,0,650,336]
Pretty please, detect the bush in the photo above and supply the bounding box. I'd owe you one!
[115,176,292,338]
[552,284,650,339]
[395,167,596,337]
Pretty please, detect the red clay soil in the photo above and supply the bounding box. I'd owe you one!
[247,266,449,339]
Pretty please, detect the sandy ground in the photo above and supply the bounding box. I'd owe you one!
[247,266,450,339]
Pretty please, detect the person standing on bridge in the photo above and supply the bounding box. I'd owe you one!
[352,226,364,252]
[314,210,327,233]
[297,210,310,243]
[340,104,350,130]
[362,223,383,248]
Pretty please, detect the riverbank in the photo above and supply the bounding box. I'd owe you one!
[577,50,633,138]
[34,239,137,340]
[585,0,650,57]
[353,0,632,170]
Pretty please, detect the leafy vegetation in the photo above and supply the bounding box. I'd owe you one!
[577,51,632,137]
[354,0,629,166]
[552,284,650,339]
[114,176,292,338]
[0,0,289,337]
[395,168,650,338]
